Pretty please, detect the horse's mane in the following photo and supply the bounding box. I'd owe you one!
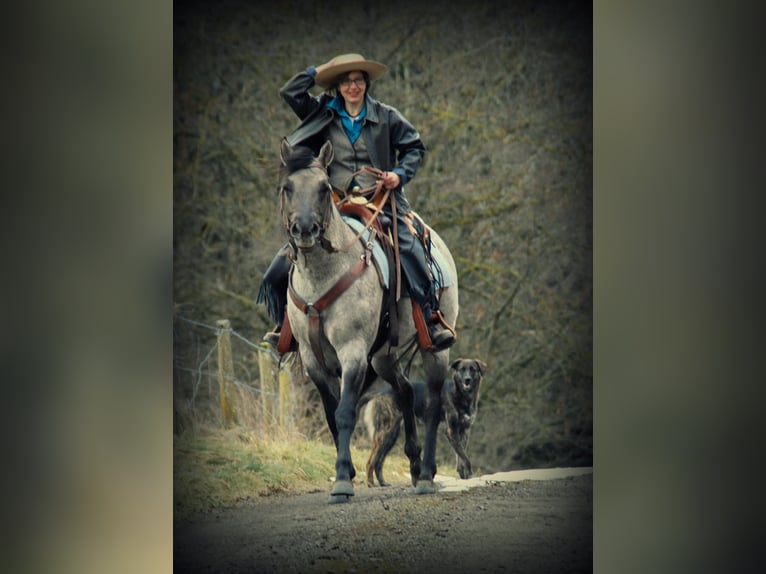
[283,145,318,174]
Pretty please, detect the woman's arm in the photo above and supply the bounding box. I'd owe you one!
[278,66,323,120]
[388,106,427,187]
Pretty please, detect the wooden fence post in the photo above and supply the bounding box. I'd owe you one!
[257,346,276,432]
[278,366,293,430]
[216,319,237,426]
[256,347,295,434]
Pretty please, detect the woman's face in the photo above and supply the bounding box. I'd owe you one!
[338,71,367,106]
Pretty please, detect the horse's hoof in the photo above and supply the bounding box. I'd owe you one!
[330,479,354,497]
[328,493,352,504]
[414,480,438,495]
[410,463,421,487]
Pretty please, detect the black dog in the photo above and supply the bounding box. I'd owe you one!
[360,358,487,486]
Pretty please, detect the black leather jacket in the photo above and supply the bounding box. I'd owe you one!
[279,69,426,211]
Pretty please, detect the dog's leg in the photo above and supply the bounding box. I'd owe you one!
[366,436,379,487]
[446,425,472,479]
[374,414,401,486]
[455,430,472,479]
[365,392,401,486]
[363,399,379,486]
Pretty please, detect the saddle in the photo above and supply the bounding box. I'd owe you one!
[334,174,447,352]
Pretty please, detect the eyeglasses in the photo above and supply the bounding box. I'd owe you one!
[339,78,366,87]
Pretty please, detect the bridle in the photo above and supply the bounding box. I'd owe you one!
[279,161,336,255]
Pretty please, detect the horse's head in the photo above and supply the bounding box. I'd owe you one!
[278,139,335,251]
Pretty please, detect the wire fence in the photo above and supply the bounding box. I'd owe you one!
[173,315,317,438]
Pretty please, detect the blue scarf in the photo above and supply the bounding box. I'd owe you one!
[327,96,365,144]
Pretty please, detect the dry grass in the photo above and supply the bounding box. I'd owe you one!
[173,422,426,521]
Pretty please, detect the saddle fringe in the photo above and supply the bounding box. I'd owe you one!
[256,280,287,325]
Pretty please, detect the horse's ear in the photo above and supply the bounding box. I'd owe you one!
[318,140,334,168]
[280,138,292,166]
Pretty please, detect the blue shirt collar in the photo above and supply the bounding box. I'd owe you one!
[327,96,366,144]
[327,95,366,121]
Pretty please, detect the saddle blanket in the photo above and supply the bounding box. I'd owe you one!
[341,215,454,291]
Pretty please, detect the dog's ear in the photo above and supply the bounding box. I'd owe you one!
[476,359,488,374]
[450,359,463,370]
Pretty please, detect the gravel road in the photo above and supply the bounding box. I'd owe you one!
[174,469,592,573]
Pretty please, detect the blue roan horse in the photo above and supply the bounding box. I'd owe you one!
[278,139,459,502]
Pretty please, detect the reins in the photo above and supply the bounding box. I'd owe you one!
[335,166,402,301]
[331,166,391,254]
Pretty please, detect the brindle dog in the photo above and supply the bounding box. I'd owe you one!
[361,358,487,486]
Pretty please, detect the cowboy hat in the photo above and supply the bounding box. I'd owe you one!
[315,53,388,88]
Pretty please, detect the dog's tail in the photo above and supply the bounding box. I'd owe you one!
[356,388,391,419]
[356,392,375,411]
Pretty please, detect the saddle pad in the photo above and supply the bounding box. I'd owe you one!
[341,215,454,291]
[342,215,389,289]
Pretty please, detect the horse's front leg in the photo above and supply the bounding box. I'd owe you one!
[329,355,367,503]
[392,374,421,486]
[416,377,445,494]
[313,377,339,449]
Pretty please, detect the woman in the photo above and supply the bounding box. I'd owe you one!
[258,53,455,351]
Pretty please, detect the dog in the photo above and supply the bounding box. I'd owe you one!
[359,358,487,486]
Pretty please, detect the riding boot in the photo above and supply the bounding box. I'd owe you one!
[262,322,298,353]
[422,303,456,351]
[263,325,281,348]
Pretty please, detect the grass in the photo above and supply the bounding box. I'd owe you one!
[173,424,431,520]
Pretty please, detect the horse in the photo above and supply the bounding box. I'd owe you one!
[277,139,459,503]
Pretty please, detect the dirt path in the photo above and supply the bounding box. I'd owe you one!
[174,468,593,573]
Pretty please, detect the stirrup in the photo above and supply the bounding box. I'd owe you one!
[428,324,456,351]
[428,310,457,351]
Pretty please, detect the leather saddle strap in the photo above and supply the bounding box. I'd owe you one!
[332,186,390,253]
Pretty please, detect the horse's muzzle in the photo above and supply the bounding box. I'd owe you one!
[289,218,321,248]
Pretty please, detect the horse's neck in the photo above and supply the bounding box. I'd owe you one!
[324,205,358,249]
[293,206,361,289]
